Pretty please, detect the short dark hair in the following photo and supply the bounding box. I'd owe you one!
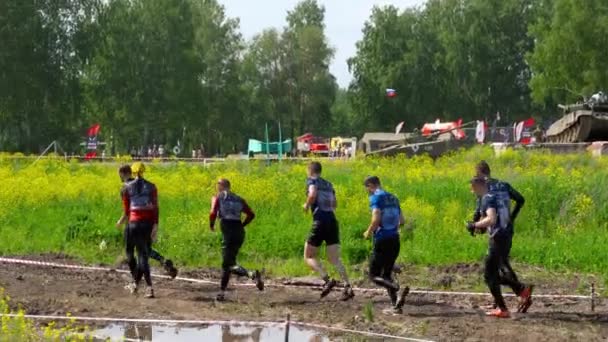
[364,176,381,186]
[119,165,132,175]
[308,162,322,174]
[218,178,231,189]
[476,160,491,176]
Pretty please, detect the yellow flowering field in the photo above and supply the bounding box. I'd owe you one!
[1,147,607,280]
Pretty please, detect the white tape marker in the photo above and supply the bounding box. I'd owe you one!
[0,257,593,300]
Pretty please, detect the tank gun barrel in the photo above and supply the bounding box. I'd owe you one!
[423,121,476,140]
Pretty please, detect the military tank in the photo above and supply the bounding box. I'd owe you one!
[545,91,608,143]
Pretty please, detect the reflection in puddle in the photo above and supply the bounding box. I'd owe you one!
[93,323,329,342]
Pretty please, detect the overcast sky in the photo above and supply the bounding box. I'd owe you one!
[221,0,426,88]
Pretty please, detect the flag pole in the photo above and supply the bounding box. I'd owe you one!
[278,121,282,161]
[265,122,270,160]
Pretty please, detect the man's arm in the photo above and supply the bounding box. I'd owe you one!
[332,189,337,210]
[116,214,128,228]
[121,192,130,222]
[303,184,317,211]
[473,197,482,222]
[474,207,497,232]
[209,196,220,231]
[508,185,525,222]
[364,208,382,239]
[241,200,256,227]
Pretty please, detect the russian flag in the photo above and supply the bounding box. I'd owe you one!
[386,88,397,98]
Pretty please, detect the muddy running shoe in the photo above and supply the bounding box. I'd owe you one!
[163,259,178,279]
[517,285,534,313]
[124,282,138,295]
[388,287,398,307]
[340,285,355,301]
[395,286,410,311]
[320,279,337,298]
[216,293,226,302]
[486,308,510,318]
[252,270,264,291]
[144,287,155,299]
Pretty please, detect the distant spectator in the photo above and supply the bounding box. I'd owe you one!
[158,145,165,158]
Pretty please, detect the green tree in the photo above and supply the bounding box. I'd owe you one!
[0,0,98,152]
[348,0,537,133]
[528,0,608,106]
[189,0,245,154]
[282,0,337,139]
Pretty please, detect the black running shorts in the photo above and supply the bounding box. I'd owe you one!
[307,218,340,247]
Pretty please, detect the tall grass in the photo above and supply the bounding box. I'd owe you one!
[0,288,93,341]
[1,147,607,281]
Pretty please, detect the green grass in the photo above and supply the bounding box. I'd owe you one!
[1,147,608,285]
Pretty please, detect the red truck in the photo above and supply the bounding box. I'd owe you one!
[297,133,330,156]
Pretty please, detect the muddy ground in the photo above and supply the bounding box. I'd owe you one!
[0,254,606,342]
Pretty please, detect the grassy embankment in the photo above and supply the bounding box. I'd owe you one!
[1,148,606,289]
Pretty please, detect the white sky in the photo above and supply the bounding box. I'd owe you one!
[220,0,427,88]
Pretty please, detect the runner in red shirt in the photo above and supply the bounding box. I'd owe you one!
[121,162,157,298]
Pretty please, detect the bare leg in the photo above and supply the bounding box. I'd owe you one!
[326,244,350,286]
[304,242,328,281]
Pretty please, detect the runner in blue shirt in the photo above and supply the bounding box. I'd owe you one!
[472,161,533,313]
[363,176,409,314]
[467,176,532,318]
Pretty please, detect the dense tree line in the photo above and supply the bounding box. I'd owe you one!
[0,0,606,154]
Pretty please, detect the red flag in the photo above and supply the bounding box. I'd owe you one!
[523,118,535,127]
[85,151,97,160]
[87,124,101,137]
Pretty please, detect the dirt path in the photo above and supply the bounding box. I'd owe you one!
[0,256,606,341]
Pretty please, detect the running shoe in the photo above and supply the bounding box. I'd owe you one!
[163,259,178,279]
[395,286,410,310]
[252,270,265,291]
[124,282,138,295]
[517,285,534,313]
[144,287,155,299]
[388,288,398,307]
[486,308,510,318]
[320,279,337,298]
[340,285,355,301]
